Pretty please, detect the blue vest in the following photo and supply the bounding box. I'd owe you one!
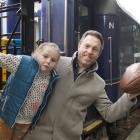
[0,55,59,128]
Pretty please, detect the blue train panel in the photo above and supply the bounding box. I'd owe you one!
[41,0,75,56]
[94,14,120,102]
[41,0,48,42]
[50,0,65,50]
[7,0,20,39]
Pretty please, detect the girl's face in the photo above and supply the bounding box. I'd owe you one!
[35,47,59,73]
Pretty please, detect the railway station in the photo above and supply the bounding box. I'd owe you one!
[0,0,140,140]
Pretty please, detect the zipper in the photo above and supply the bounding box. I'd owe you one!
[1,96,8,111]
[11,69,40,128]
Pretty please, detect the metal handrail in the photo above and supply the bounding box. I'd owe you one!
[0,3,20,10]
[64,0,68,56]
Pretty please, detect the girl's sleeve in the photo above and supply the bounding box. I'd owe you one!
[0,52,22,73]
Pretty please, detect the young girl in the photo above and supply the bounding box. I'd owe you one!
[0,42,60,140]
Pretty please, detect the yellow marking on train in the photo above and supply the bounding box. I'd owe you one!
[83,120,103,132]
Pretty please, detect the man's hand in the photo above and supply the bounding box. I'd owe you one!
[127,93,140,102]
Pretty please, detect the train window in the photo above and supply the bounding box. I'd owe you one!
[134,53,140,62]
[116,0,140,24]
[116,0,140,73]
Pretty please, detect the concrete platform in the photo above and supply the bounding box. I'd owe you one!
[125,123,140,140]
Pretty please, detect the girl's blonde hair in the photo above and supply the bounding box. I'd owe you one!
[32,42,61,59]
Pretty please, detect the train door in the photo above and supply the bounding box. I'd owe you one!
[79,0,120,102]
[41,0,121,103]
[41,0,78,56]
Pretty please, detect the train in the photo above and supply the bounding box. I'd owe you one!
[0,0,140,139]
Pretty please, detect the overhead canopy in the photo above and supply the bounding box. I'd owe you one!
[116,0,140,24]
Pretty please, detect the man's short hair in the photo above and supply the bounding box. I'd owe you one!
[79,30,104,51]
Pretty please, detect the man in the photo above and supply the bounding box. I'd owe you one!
[24,30,137,140]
